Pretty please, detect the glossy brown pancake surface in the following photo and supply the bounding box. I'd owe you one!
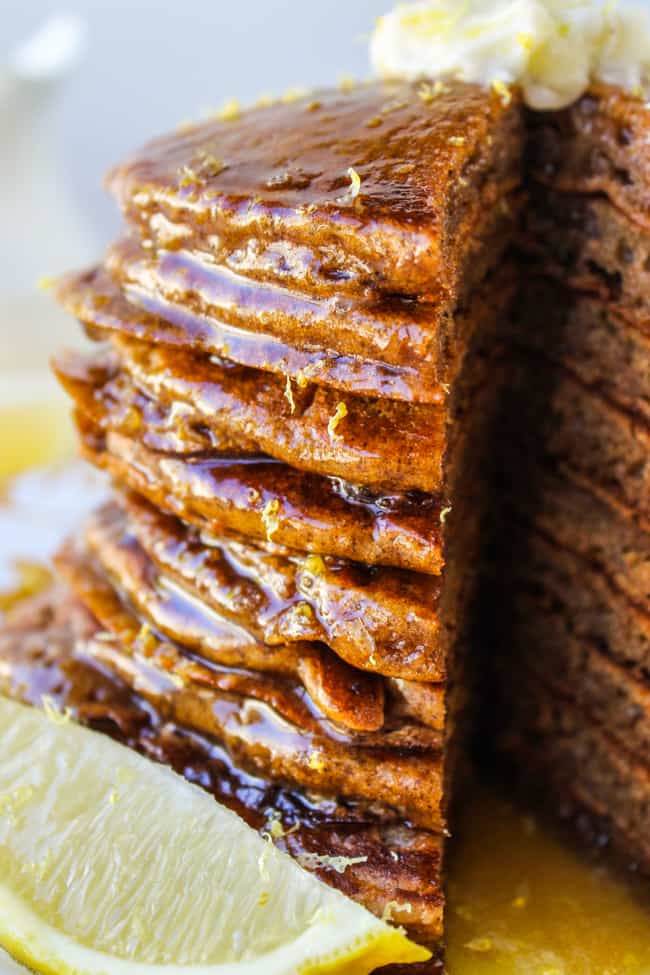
[59,247,516,406]
[76,416,447,575]
[111,491,446,684]
[57,264,442,405]
[54,340,449,493]
[108,79,523,296]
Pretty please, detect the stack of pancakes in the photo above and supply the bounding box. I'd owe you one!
[3,61,650,963]
[492,85,650,871]
[0,79,524,951]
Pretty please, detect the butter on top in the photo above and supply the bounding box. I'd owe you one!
[370,0,650,109]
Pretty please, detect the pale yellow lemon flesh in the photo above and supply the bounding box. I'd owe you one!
[0,696,429,975]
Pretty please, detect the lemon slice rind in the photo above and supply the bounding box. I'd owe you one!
[0,887,425,975]
[0,696,430,975]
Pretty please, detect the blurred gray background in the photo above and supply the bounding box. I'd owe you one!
[4,0,387,245]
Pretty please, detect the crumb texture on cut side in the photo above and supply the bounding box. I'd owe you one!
[486,83,650,878]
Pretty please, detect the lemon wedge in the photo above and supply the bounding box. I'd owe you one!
[0,696,430,974]
[0,373,73,479]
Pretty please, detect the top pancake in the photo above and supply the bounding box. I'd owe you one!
[107,79,523,298]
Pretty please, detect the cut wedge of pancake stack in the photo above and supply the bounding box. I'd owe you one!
[0,79,525,958]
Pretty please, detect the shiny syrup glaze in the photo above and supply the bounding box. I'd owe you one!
[58,265,440,404]
[6,584,650,971]
[83,497,445,729]
[100,236,515,395]
[106,80,524,297]
[4,417,650,969]
[6,588,650,973]
[110,240,446,367]
[84,500,391,734]
[0,586,444,952]
[118,489,446,683]
[67,538,443,776]
[55,322,500,509]
[53,534,445,830]
[54,335,451,494]
[75,416,447,574]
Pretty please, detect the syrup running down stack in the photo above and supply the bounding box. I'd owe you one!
[0,79,524,952]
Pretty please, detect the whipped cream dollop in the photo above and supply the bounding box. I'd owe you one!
[370,0,650,109]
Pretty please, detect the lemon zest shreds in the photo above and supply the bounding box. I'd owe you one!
[308,750,325,771]
[302,554,326,576]
[328,401,348,439]
[440,506,452,525]
[418,80,450,104]
[195,151,225,177]
[258,831,273,883]
[339,74,356,92]
[168,670,185,690]
[337,168,362,206]
[293,602,314,622]
[298,853,369,875]
[41,695,72,726]
[492,80,512,106]
[37,275,56,292]
[266,810,300,841]
[281,87,309,104]
[284,377,296,414]
[136,622,157,656]
[381,901,412,922]
[261,499,281,541]
[269,817,285,841]
[178,164,198,188]
[213,98,241,121]
[449,136,465,145]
